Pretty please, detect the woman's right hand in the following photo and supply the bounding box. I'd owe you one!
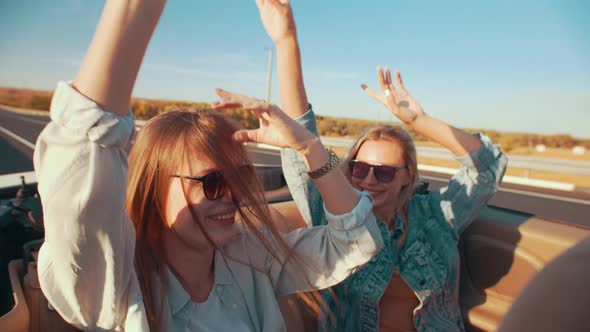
[210,89,317,153]
[256,0,297,44]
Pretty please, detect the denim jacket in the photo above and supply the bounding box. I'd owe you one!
[281,109,508,332]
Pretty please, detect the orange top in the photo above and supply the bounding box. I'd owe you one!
[379,270,419,332]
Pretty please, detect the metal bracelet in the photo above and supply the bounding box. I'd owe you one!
[307,149,339,179]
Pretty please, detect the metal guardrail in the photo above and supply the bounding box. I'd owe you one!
[4,108,589,176]
[319,136,590,176]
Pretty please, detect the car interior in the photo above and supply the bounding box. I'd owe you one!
[1,183,589,332]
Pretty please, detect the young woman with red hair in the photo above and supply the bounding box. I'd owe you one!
[33,1,382,330]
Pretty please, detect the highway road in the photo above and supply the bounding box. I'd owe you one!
[2,106,589,227]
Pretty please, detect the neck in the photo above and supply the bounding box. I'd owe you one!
[374,202,399,228]
[164,231,215,302]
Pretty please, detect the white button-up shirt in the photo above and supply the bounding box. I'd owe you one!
[34,81,383,331]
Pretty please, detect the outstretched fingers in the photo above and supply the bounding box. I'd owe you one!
[377,66,387,91]
[233,129,259,143]
[377,66,399,109]
[211,88,242,108]
[210,88,264,110]
[360,84,386,105]
[395,70,406,91]
[247,105,272,127]
[385,67,396,91]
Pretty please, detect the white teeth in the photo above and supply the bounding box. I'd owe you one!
[211,213,234,220]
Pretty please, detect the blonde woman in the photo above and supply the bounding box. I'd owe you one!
[258,0,509,330]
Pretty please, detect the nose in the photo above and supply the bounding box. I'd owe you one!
[224,187,241,204]
[361,167,379,185]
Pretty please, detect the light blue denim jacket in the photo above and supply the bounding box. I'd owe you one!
[281,109,508,332]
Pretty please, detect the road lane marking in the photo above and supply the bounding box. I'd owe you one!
[418,164,575,191]
[15,117,49,126]
[497,187,590,205]
[421,175,590,206]
[0,126,36,150]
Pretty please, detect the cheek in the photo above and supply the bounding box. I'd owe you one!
[165,192,183,227]
[374,181,403,203]
[165,181,206,227]
[351,178,363,190]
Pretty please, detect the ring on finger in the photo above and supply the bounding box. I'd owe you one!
[383,89,392,97]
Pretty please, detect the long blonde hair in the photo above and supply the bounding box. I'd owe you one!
[342,125,419,246]
[126,108,322,330]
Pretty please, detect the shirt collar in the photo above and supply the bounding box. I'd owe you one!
[391,214,405,239]
[165,267,191,316]
[165,250,235,316]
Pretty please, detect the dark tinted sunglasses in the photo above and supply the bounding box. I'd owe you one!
[171,165,254,201]
[349,160,406,183]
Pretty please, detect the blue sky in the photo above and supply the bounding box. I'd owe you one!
[1,0,589,137]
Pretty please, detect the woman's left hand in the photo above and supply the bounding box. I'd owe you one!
[211,89,316,152]
[361,68,425,125]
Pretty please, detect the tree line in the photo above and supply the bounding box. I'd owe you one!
[1,87,588,152]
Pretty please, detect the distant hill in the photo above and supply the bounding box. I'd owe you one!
[1,86,588,151]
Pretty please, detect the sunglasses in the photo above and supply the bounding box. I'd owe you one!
[349,160,406,183]
[171,165,254,201]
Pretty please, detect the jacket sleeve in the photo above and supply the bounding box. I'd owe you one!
[428,133,508,241]
[280,107,326,227]
[33,81,141,330]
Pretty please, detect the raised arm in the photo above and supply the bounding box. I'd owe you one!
[33,1,165,329]
[256,0,308,117]
[74,0,166,116]
[212,90,359,215]
[363,68,507,237]
[212,91,382,293]
[257,0,325,229]
[362,67,481,156]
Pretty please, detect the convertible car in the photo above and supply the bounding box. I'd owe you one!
[1,166,588,332]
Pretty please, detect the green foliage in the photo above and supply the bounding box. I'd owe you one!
[28,95,51,110]
[0,87,52,111]
[0,86,587,149]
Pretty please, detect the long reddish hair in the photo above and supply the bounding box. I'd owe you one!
[126,108,322,331]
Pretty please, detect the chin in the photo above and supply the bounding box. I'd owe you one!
[210,224,240,247]
[372,197,388,211]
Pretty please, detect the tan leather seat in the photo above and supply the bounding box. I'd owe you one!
[0,260,29,332]
[497,236,590,332]
[270,200,590,332]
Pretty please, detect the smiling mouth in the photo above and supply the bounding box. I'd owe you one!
[361,188,383,198]
[209,211,237,225]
